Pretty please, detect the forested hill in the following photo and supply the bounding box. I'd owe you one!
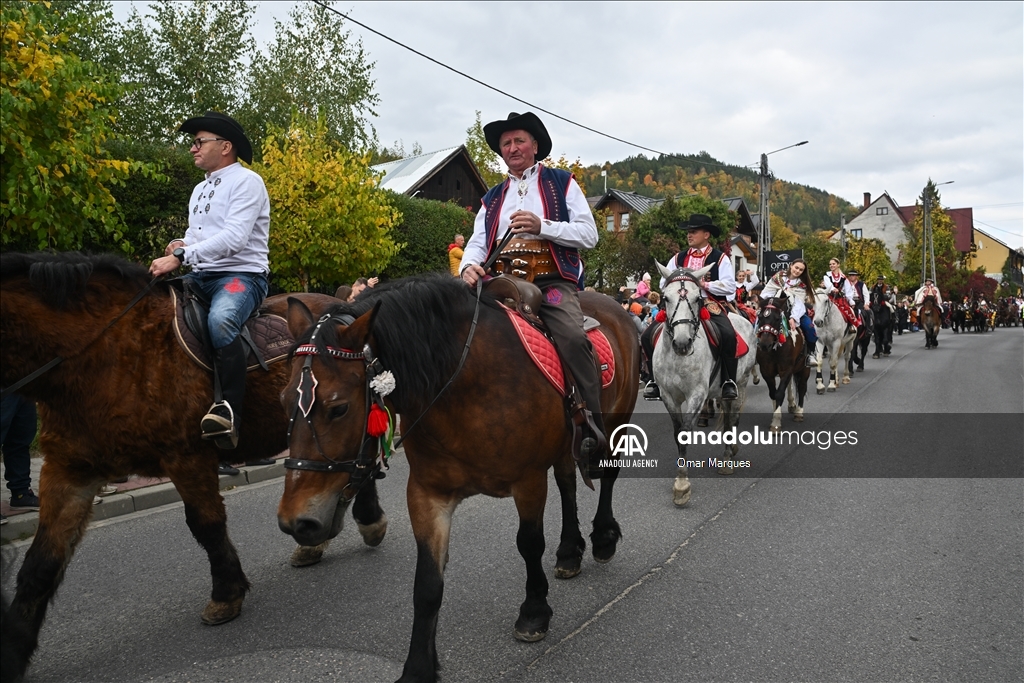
[576,152,857,235]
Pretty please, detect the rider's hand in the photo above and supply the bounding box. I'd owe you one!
[149,255,180,277]
[509,210,541,235]
[461,264,486,287]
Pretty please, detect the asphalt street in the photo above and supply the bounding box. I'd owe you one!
[4,325,1022,682]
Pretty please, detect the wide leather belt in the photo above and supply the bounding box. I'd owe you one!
[493,238,558,282]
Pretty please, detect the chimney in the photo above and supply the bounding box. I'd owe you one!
[863,192,871,208]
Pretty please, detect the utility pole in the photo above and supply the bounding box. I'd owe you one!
[601,169,607,194]
[758,153,770,281]
[840,213,846,260]
[922,192,930,285]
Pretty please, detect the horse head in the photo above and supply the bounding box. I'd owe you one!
[277,297,385,547]
[756,295,788,352]
[813,288,831,327]
[656,261,710,356]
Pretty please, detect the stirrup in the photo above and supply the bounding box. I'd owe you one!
[643,380,661,400]
[201,401,238,450]
[721,379,738,400]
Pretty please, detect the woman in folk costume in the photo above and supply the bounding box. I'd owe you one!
[761,258,818,366]
[913,276,943,317]
[821,257,858,324]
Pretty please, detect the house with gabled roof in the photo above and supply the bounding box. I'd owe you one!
[589,189,758,241]
[371,145,488,210]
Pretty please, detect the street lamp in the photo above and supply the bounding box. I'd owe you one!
[922,180,954,285]
[757,141,809,280]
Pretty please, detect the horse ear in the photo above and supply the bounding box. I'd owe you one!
[655,260,672,279]
[286,297,316,339]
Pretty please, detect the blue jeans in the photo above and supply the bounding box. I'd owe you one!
[800,314,818,346]
[184,271,268,349]
[1,394,37,494]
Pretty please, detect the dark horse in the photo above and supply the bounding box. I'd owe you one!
[755,296,810,431]
[0,252,384,679]
[849,306,873,373]
[919,295,941,349]
[870,290,893,358]
[276,275,639,683]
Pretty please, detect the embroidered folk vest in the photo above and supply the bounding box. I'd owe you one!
[482,166,583,289]
[682,247,723,282]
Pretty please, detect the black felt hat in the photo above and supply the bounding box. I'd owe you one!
[483,112,552,161]
[179,111,253,164]
[847,269,860,276]
[680,213,721,238]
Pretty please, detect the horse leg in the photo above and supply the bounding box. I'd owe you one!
[841,342,853,384]
[167,463,249,625]
[765,372,782,432]
[751,364,760,385]
[827,353,839,392]
[669,410,694,507]
[352,478,388,547]
[11,460,99,662]
[512,473,553,642]
[591,467,622,563]
[552,452,585,579]
[814,342,826,394]
[399,482,457,683]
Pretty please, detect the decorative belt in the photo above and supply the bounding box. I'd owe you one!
[492,238,558,282]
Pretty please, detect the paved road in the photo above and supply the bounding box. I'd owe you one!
[5,326,1022,682]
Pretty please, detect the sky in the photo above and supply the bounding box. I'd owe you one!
[111,1,1023,249]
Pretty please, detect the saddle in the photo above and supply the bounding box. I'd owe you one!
[699,299,749,359]
[829,292,858,325]
[169,280,292,373]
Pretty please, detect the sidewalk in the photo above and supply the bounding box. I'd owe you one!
[0,455,288,543]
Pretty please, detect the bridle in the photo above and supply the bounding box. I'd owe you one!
[662,269,703,355]
[283,312,388,502]
[756,299,787,350]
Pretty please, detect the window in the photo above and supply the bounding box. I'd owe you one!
[621,212,630,229]
[850,229,863,239]
[606,215,615,232]
[876,207,888,215]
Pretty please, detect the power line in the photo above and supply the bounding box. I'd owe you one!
[973,219,1024,241]
[309,0,740,170]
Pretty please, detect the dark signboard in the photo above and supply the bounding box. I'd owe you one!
[763,249,804,277]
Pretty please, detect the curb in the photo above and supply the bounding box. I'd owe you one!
[1,462,286,544]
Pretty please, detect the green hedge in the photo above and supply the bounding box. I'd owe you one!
[381,192,475,280]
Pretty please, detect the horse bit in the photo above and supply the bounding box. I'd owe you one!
[284,312,387,502]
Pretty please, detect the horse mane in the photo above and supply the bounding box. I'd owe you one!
[297,274,500,411]
[0,252,154,310]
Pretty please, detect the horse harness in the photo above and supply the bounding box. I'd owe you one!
[284,312,388,502]
[662,269,705,355]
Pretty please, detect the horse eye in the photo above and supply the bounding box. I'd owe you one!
[328,404,349,421]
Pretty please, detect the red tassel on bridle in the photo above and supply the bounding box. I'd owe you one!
[367,404,389,437]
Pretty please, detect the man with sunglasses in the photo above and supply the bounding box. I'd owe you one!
[149,111,270,452]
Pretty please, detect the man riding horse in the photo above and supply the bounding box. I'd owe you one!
[870,274,894,356]
[914,277,943,319]
[459,111,606,476]
[648,214,740,400]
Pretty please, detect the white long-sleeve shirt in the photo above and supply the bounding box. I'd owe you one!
[821,272,857,306]
[660,247,736,301]
[460,163,597,278]
[178,162,270,273]
[914,284,943,307]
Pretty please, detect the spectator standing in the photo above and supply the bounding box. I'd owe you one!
[2,394,40,512]
[447,235,465,277]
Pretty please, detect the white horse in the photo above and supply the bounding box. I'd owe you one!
[654,262,757,507]
[811,288,856,394]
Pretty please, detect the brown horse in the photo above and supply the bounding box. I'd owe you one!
[755,295,810,431]
[920,295,942,349]
[0,252,386,679]
[276,275,639,683]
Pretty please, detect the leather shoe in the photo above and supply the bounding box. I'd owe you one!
[217,464,240,476]
[245,458,275,466]
[721,380,738,400]
[643,381,661,400]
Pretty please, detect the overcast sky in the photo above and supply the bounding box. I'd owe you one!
[112,1,1023,249]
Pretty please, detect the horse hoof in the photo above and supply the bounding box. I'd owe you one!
[770,424,780,433]
[872,354,880,359]
[752,376,760,385]
[827,387,836,393]
[793,414,804,422]
[357,514,388,547]
[673,478,692,507]
[555,563,582,580]
[788,405,796,414]
[290,540,329,567]
[817,388,825,395]
[514,623,549,643]
[718,465,734,475]
[696,418,708,428]
[842,377,851,384]
[201,598,243,625]
[857,366,864,372]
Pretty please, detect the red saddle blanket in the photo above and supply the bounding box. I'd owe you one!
[700,318,749,358]
[502,305,615,395]
[831,294,858,325]
[171,288,292,372]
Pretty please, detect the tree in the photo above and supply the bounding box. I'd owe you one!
[796,233,843,283]
[769,214,799,250]
[255,115,401,292]
[381,194,475,280]
[630,195,735,266]
[116,0,256,142]
[1,1,144,253]
[465,110,503,187]
[896,180,964,295]
[239,0,378,156]
[844,236,894,283]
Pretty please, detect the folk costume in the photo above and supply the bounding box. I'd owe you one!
[822,267,859,326]
[460,112,605,475]
[913,279,943,317]
[846,270,867,314]
[761,271,818,349]
[175,111,270,449]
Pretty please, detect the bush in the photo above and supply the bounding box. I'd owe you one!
[381,193,475,280]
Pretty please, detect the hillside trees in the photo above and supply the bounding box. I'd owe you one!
[465,110,503,187]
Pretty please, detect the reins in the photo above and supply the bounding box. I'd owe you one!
[1,275,163,400]
[663,269,703,354]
